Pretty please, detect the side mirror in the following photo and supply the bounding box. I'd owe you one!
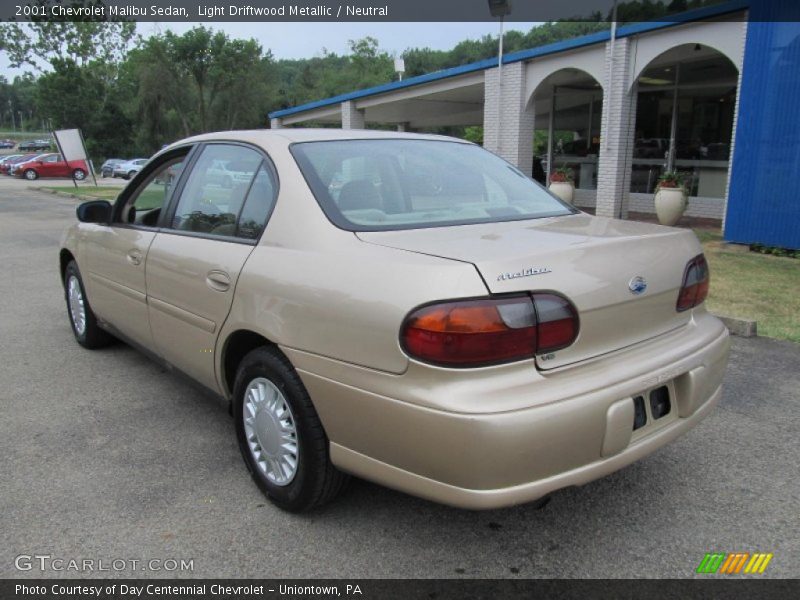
[76,200,112,224]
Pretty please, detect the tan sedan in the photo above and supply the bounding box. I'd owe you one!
[60,130,730,512]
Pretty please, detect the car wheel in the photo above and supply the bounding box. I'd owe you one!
[127,170,136,180]
[64,261,114,349]
[233,346,349,512]
[24,169,38,180]
[73,168,86,181]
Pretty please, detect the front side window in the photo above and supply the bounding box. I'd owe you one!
[119,155,185,227]
[170,144,263,238]
[291,139,575,231]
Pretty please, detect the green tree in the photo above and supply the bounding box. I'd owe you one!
[0,19,135,72]
[133,26,269,135]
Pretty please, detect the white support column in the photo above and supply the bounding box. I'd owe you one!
[722,19,749,234]
[483,62,535,176]
[596,37,637,219]
[341,101,365,129]
[270,117,283,129]
[396,122,408,132]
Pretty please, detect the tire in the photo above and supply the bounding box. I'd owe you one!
[72,168,86,181]
[233,346,348,512]
[64,261,114,349]
[24,169,38,180]
[127,170,136,180]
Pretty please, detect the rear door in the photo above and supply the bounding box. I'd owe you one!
[145,143,277,392]
[55,156,73,177]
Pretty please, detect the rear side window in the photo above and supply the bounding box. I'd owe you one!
[236,166,276,240]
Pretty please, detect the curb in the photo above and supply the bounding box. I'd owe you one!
[714,314,757,337]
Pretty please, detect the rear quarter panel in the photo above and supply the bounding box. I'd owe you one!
[217,139,488,383]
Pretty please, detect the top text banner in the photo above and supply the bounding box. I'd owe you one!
[1,0,762,23]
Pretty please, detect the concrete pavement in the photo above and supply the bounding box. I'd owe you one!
[0,182,797,579]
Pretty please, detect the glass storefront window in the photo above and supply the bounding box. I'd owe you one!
[631,90,673,193]
[631,52,738,197]
[536,85,602,190]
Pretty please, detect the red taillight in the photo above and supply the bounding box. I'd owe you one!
[677,254,710,312]
[401,294,578,367]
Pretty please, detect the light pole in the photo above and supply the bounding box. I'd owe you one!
[606,0,618,152]
[487,1,512,154]
[488,0,511,69]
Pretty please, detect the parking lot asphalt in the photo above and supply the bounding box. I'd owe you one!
[0,180,798,579]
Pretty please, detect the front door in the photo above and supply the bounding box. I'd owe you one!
[145,143,275,392]
[82,150,189,350]
[39,154,64,177]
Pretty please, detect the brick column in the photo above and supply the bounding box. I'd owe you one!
[596,37,637,219]
[342,101,365,129]
[270,118,283,129]
[483,62,535,176]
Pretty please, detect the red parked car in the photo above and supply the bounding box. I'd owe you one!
[14,153,90,181]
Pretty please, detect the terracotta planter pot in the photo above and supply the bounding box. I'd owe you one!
[654,187,688,226]
[549,181,575,204]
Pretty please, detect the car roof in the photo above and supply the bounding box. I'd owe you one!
[164,128,471,150]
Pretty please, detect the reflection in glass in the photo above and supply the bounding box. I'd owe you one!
[631,50,738,198]
[533,72,603,191]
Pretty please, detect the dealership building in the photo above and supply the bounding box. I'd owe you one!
[269,1,800,249]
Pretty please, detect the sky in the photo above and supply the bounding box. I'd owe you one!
[0,21,541,78]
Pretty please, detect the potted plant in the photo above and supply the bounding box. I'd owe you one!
[548,166,575,204]
[654,171,688,226]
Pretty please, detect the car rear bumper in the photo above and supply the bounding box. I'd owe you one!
[286,310,731,509]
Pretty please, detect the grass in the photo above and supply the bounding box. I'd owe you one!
[696,229,800,343]
[0,131,50,140]
[45,185,121,201]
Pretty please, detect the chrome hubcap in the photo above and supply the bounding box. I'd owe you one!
[243,377,298,486]
[67,275,86,335]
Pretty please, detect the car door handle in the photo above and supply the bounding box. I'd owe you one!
[206,270,231,292]
[126,250,142,266]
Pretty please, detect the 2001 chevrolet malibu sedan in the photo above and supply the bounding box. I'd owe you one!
[60,130,730,512]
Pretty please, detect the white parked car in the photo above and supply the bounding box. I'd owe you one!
[113,158,148,180]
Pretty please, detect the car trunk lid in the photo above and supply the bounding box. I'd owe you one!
[357,214,701,370]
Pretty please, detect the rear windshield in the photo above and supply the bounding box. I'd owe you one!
[291,139,575,231]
